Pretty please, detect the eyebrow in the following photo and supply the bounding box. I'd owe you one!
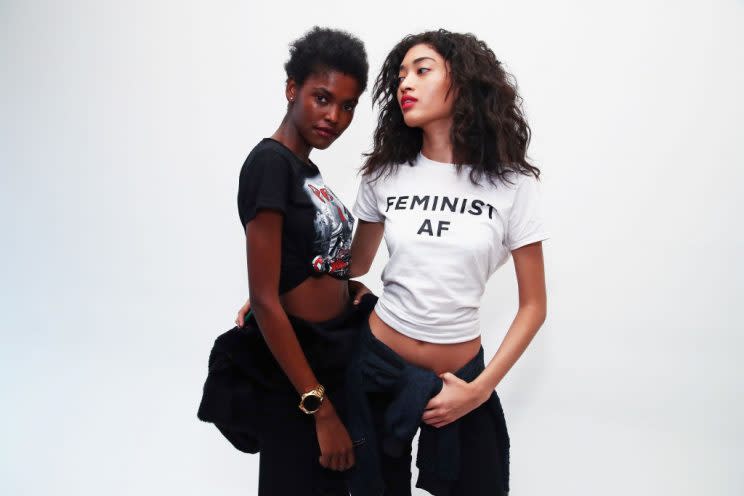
[312,87,359,104]
[399,56,436,70]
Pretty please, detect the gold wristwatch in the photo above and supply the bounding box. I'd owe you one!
[298,384,325,414]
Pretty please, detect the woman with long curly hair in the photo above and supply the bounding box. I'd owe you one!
[235,28,548,496]
[344,29,549,495]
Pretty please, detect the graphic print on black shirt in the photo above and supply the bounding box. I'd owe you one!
[304,178,354,278]
[238,138,356,294]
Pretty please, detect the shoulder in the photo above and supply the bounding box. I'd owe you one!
[240,140,295,179]
[495,169,540,194]
[360,162,409,186]
[245,140,294,168]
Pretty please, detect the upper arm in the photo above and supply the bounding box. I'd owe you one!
[352,173,385,223]
[238,148,293,305]
[505,174,549,251]
[511,242,547,316]
[238,150,293,227]
[245,210,284,306]
[350,220,385,277]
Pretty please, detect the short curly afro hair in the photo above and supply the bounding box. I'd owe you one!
[284,26,369,93]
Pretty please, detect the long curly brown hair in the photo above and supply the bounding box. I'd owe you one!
[362,29,540,185]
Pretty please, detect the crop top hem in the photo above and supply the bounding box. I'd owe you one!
[374,299,481,344]
[279,271,352,296]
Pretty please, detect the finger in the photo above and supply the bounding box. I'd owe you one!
[319,454,331,469]
[340,450,352,471]
[425,398,441,410]
[354,289,371,305]
[422,408,441,421]
[423,408,443,422]
[441,372,463,384]
[423,414,444,425]
[327,454,337,471]
[347,448,356,469]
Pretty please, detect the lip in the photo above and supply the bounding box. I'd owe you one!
[314,126,338,139]
[400,94,418,111]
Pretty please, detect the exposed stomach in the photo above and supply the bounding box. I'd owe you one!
[279,275,350,323]
[368,310,481,375]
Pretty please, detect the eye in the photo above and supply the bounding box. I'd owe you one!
[343,102,356,112]
[417,67,430,75]
[315,95,329,104]
[397,75,406,85]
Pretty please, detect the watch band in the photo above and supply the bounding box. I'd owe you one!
[298,384,325,414]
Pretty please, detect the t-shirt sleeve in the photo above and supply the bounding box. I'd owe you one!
[505,174,550,251]
[237,150,293,227]
[352,173,385,223]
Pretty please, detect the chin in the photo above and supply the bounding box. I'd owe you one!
[403,115,425,128]
[312,137,336,150]
[302,131,334,150]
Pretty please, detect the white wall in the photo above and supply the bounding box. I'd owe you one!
[1,1,742,494]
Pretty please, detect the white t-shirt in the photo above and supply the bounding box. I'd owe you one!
[353,152,549,344]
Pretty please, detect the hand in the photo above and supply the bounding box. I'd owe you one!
[422,373,491,428]
[314,401,356,471]
[234,298,251,327]
[348,280,372,305]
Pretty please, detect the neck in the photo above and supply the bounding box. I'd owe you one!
[271,115,312,162]
[420,117,454,164]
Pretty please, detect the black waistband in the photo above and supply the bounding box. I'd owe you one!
[360,316,486,382]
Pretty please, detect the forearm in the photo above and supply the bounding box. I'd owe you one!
[471,302,547,395]
[349,266,368,278]
[252,300,321,395]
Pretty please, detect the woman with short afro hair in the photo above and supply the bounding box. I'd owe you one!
[198,26,372,495]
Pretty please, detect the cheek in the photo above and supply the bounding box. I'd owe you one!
[339,111,355,130]
[430,85,454,116]
[293,100,316,125]
[433,81,450,104]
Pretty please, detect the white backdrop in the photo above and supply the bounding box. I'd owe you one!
[2,1,742,494]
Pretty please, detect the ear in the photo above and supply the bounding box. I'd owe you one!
[285,78,297,104]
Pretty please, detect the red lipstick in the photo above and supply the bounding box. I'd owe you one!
[400,94,418,111]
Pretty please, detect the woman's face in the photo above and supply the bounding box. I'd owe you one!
[287,70,361,150]
[396,43,455,129]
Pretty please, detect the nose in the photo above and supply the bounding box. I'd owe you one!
[325,105,339,124]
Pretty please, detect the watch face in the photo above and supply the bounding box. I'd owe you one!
[302,395,322,413]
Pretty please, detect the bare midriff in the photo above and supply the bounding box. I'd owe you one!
[279,275,350,323]
[368,310,481,375]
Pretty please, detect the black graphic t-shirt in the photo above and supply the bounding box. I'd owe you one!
[238,138,355,294]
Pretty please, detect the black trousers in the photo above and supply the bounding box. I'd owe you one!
[367,391,509,496]
[197,296,375,496]
[255,392,348,496]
